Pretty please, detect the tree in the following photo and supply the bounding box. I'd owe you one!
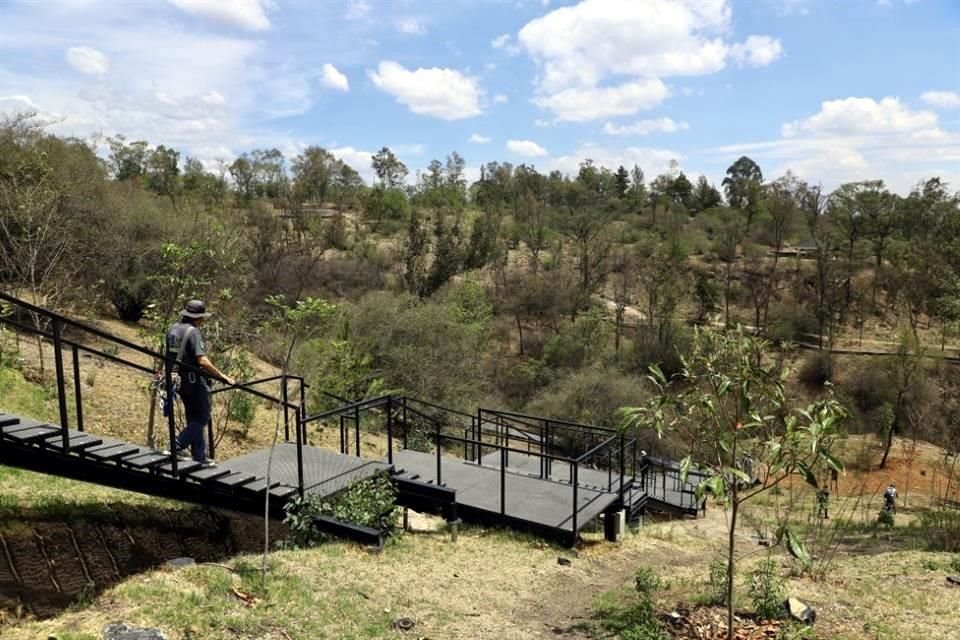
[691,175,722,214]
[621,329,846,640]
[878,334,928,469]
[401,210,429,295]
[614,165,630,198]
[292,146,336,205]
[145,145,181,211]
[107,135,149,181]
[423,214,464,296]
[628,165,648,211]
[722,156,764,232]
[371,146,408,187]
[229,154,256,202]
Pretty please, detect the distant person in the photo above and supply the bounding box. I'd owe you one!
[816,488,830,519]
[164,300,233,465]
[883,482,898,513]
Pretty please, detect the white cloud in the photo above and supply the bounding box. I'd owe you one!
[515,0,780,121]
[534,119,552,127]
[921,91,960,110]
[533,79,669,122]
[201,90,225,105]
[603,117,689,136]
[549,144,683,179]
[491,33,520,56]
[469,133,491,144]
[518,0,733,93]
[330,145,374,183]
[368,61,483,120]
[507,139,548,157]
[782,97,939,137]
[344,0,370,20]
[66,46,109,76]
[397,18,426,35]
[0,94,40,110]
[166,0,272,31]
[320,63,349,92]
[729,35,783,67]
[493,93,509,104]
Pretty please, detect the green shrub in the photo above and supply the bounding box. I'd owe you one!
[282,472,398,547]
[951,555,960,573]
[748,558,785,620]
[707,556,729,606]
[634,566,662,595]
[917,508,960,552]
[593,568,668,640]
[767,304,818,344]
[877,508,895,529]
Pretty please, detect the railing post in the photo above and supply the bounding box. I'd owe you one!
[163,351,178,476]
[619,435,626,503]
[572,462,579,536]
[435,418,442,486]
[71,344,83,432]
[207,418,215,460]
[386,396,394,465]
[51,318,70,450]
[354,406,360,457]
[542,420,548,479]
[298,378,307,445]
[500,445,506,515]
[339,415,346,454]
[402,398,408,450]
[296,400,304,497]
[282,374,289,442]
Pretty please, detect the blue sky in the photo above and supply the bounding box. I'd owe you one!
[0,0,958,192]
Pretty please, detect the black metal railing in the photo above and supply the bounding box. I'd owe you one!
[0,292,306,490]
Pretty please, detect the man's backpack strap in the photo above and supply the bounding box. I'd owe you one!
[175,325,196,372]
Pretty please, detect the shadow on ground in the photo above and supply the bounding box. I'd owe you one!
[0,502,284,621]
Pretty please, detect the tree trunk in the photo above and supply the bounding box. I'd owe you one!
[515,314,524,356]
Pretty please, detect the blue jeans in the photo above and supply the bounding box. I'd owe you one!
[176,381,211,462]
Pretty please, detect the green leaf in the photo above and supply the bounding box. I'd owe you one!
[782,526,812,568]
[797,461,819,489]
[680,455,692,484]
[724,467,751,483]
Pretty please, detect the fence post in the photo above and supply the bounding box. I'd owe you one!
[51,318,70,450]
[435,418,442,486]
[354,406,360,457]
[386,396,394,465]
[572,462,579,536]
[163,350,178,476]
[71,344,83,433]
[282,375,289,442]
[500,445,506,515]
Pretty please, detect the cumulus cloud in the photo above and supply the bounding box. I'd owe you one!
[603,117,689,136]
[397,18,426,35]
[729,36,783,67]
[201,90,226,105]
[493,94,509,104]
[782,97,939,137]
[921,91,960,110]
[507,139,548,157]
[470,133,491,143]
[320,63,349,92]
[491,33,520,56]
[166,0,272,31]
[330,145,375,183]
[533,79,669,122]
[66,46,109,76]
[344,0,370,20]
[368,61,482,120]
[515,0,781,121]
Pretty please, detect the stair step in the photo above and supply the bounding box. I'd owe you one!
[189,466,232,482]
[1,419,52,435]
[269,485,298,500]
[213,473,256,488]
[41,431,103,452]
[157,459,203,476]
[3,425,60,443]
[84,443,141,461]
[0,415,21,428]
[242,478,282,494]
[122,451,170,469]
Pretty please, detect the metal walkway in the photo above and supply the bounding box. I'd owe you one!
[0,292,704,548]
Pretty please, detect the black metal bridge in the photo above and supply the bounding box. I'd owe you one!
[0,293,703,547]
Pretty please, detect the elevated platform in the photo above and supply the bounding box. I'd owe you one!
[390,449,619,544]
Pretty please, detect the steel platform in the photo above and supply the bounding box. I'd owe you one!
[389,449,619,537]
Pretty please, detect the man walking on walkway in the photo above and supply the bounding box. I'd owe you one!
[165,300,233,464]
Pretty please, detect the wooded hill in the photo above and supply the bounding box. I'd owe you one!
[2,110,959,467]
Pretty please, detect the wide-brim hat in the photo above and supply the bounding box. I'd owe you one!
[181,299,211,319]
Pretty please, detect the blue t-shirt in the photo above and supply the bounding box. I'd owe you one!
[165,321,207,387]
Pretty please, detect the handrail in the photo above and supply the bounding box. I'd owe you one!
[300,394,392,426]
[480,407,617,434]
[575,433,620,464]
[403,397,476,420]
